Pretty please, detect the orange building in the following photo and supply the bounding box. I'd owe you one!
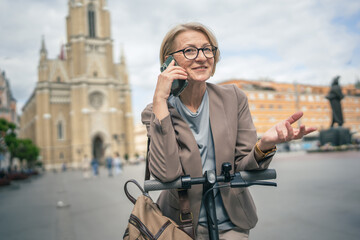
[220,79,360,140]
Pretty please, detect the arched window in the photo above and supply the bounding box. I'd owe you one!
[88,4,96,38]
[57,121,64,140]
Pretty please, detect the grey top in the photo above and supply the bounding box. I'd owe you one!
[168,91,235,230]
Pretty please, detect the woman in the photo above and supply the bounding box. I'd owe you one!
[113,152,122,175]
[141,22,316,239]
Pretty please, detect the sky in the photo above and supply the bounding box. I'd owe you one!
[0,0,359,124]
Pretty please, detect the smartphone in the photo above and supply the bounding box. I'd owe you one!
[160,56,188,97]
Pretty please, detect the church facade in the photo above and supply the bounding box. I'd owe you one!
[19,0,135,169]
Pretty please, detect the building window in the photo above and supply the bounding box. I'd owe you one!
[57,121,64,140]
[57,76,61,82]
[249,93,256,100]
[88,4,96,38]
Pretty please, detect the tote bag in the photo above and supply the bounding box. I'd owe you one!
[123,179,193,240]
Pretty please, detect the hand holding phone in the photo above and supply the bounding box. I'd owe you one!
[160,56,188,97]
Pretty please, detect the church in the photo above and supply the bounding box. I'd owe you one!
[19,0,135,169]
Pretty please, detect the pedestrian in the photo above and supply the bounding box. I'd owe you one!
[61,162,67,172]
[113,152,122,175]
[141,22,317,239]
[91,157,99,177]
[105,155,113,177]
[82,154,91,179]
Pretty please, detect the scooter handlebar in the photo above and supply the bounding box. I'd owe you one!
[144,169,276,192]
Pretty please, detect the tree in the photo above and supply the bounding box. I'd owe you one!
[0,118,40,170]
[4,122,18,170]
[16,139,40,168]
[0,119,8,154]
[0,118,17,169]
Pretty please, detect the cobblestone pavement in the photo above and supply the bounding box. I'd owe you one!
[0,151,359,240]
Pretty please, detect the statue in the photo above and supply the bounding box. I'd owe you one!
[326,76,344,127]
[319,75,351,146]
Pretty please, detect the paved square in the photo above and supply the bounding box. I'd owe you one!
[0,151,359,240]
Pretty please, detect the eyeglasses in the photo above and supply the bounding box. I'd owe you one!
[169,45,218,60]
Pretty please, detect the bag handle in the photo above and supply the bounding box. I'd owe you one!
[144,138,151,182]
[124,138,152,205]
[144,137,194,239]
[124,179,146,205]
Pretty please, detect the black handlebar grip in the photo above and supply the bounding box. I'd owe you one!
[238,169,276,182]
[143,178,183,192]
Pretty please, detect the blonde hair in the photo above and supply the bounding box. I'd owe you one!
[159,22,220,75]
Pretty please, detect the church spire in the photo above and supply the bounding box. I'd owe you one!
[120,44,126,65]
[58,40,66,60]
[118,44,129,85]
[40,35,47,61]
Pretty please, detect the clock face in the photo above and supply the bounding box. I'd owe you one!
[89,91,104,109]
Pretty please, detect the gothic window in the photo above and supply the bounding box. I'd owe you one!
[57,121,64,140]
[88,4,96,38]
[57,76,61,82]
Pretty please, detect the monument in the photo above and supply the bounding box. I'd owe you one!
[319,76,351,146]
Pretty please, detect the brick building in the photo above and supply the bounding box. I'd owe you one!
[220,79,360,140]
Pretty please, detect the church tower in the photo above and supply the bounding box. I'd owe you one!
[66,0,114,79]
[20,0,135,169]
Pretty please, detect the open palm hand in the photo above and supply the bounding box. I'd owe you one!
[258,111,317,151]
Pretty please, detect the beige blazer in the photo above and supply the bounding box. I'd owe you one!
[141,83,273,230]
